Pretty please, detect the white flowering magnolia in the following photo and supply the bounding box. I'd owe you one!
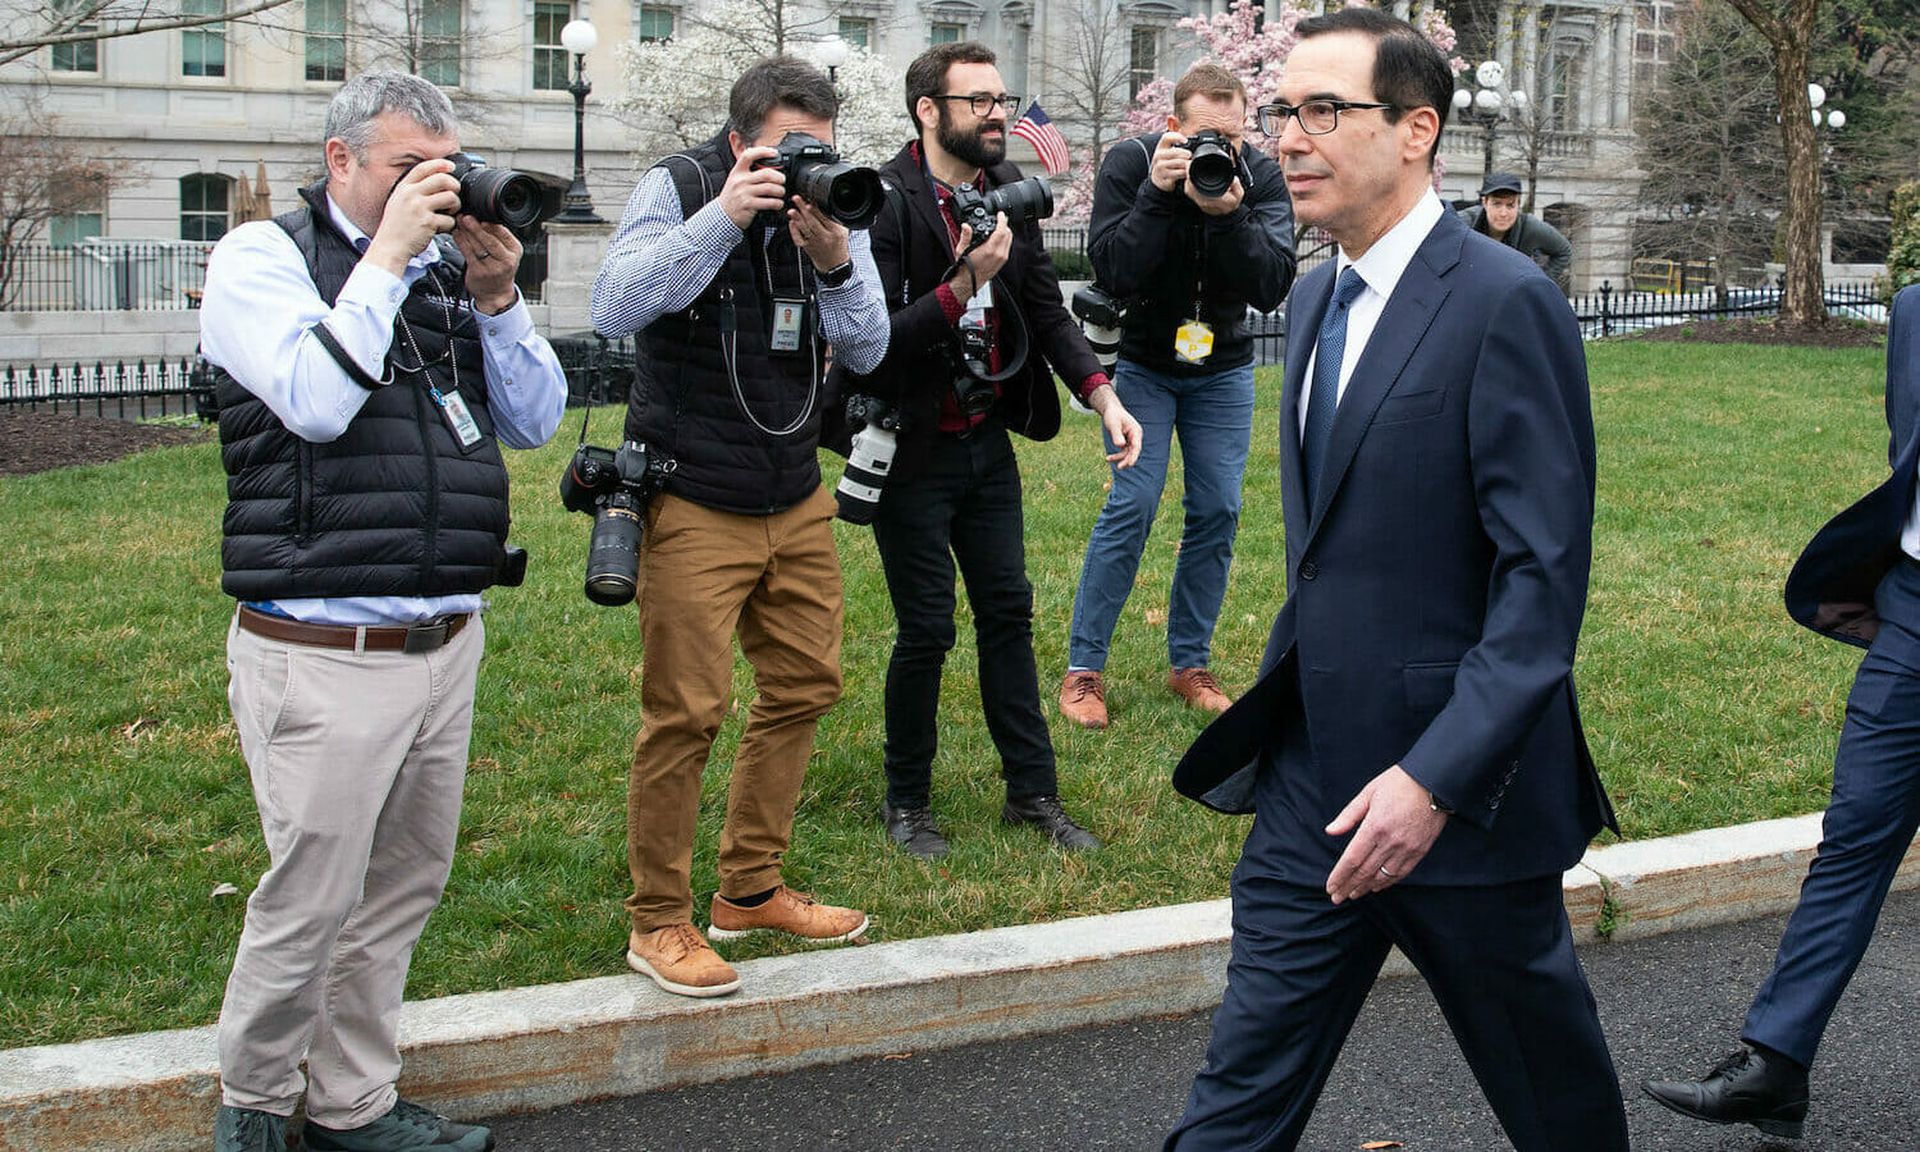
[608,1,908,168]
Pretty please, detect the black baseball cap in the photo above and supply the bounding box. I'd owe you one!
[1479,172,1523,196]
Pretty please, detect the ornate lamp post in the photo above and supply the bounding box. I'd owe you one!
[815,34,849,86]
[1450,60,1528,180]
[555,17,603,224]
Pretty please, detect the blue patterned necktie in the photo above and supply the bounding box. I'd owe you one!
[1302,266,1367,505]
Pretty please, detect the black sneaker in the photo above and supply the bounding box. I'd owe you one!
[214,1106,289,1152]
[303,1098,494,1151]
[1002,794,1101,851]
[883,802,950,859]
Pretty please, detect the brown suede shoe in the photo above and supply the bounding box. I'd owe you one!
[1168,667,1232,713]
[627,923,741,998]
[708,887,869,944]
[1059,670,1109,728]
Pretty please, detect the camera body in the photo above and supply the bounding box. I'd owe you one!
[835,394,903,525]
[559,440,675,606]
[1070,284,1133,373]
[949,176,1054,246]
[755,133,885,229]
[1181,130,1237,199]
[447,151,551,232]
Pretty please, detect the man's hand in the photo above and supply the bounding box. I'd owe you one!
[1188,176,1245,216]
[947,215,1013,301]
[1323,765,1450,904]
[1083,384,1143,469]
[1150,131,1190,194]
[365,158,459,278]
[451,216,521,315]
[787,197,851,273]
[719,146,790,231]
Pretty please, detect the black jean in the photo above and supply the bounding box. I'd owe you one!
[872,420,1057,810]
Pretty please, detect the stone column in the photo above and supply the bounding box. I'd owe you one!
[538,218,616,336]
[1519,6,1539,104]
[1613,9,1633,126]
[1591,19,1612,129]
[1496,1,1515,77]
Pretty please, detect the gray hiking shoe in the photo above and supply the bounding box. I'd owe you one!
[302,1098,493,1151]
[214,1105,289,1152]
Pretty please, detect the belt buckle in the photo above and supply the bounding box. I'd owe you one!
[402,617,451,653]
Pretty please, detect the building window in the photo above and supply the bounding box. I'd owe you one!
[50,212,104,249]
[181,174,231,242]
[929,22,963,44]
[306,0,347,82]
[1129,26,1159,98]
[1634,0,1675,93]
[532,1,570,90]
[837,16,872,49]
[182,0,228,77]
[420,0,462,85]
[51,0,99,72]
[635,5,675,42]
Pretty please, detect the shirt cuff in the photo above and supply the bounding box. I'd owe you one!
[1075,373,1111,402]
[688,197,747,255]
[935,282,967,325]
[475,290,535,350]
[337,260,409,316]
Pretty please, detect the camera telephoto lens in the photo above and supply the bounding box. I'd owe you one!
[1185,132,1236,198]
[795,162,884,229]
[464,167,546,230]
[583,490,644,606]
[985,176,1055,227]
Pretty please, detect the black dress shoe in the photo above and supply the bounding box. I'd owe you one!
[1643,1044,1810,1139]
[883,803,949,859]
[1002,794,1101,852]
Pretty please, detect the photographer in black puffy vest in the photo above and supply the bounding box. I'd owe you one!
[199,71,565,1152]
[589,56,886,1002]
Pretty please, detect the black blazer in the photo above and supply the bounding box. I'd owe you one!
[826,141,1102,484]
[1174,209,1617,886]
[1784,284,1920,647]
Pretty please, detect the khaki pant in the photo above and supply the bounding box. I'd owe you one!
[217,610,483,1127]
[626,486,844,930]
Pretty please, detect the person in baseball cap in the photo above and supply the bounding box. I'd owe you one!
[1463,171,1573,293]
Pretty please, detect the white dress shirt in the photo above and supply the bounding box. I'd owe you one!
[200,193,568,625]
[1298,191,1447,440]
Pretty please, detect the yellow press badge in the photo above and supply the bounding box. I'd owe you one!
[1174,320,1215,364]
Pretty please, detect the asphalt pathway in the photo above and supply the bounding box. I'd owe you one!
[485,890,1919,1151]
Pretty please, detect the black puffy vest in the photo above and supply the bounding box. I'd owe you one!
[216,182,512,600]
[624,133,826,515]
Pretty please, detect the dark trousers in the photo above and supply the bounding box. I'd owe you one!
[1744,558,1920,1067]
[1166,860,1629,1150]
[871,421,1056,810]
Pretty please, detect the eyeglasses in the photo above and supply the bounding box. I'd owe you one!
[1257,100,1397,137]
[931,93,1024,118]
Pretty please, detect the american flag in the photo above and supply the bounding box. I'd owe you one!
[1009,100,1071,176]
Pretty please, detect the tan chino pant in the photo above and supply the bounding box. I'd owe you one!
[217,610,483,1128]
[626,486,844,930]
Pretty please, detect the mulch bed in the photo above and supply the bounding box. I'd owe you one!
[0,412,213,477]
[1628,317,1886,349]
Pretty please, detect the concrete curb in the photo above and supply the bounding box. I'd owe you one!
[5,818,1917,1152]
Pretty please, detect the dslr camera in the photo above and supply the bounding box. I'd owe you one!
[447,151,553,232]
[559,440,676,606]
[756,132,885,228]
[950,176,1054,247]
[1070,284,1133,373]
[1181,130,1237,198]
[835,394,903,525]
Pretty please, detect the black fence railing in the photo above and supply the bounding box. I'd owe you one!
[0,357,213,420]
[0,242,218,312]
[1573,278,1887,338]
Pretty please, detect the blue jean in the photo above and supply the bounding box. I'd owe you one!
[1068,357,1255,671]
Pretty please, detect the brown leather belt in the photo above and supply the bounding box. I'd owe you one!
[237,606,472,653]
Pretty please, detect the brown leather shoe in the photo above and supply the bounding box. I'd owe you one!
[1168,667,1232,713]
[627,923,741,998]
[1058,670,1109,728]
[708,887,869,944]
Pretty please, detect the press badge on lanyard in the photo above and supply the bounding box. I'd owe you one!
[1174,319,1215,364]
[770,297,808,353]
[432,385,485,450]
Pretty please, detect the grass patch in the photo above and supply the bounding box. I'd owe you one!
[0,339,1885,1048]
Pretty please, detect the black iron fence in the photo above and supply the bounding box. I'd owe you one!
[0,242,217,312]
[1573,278,1886,338]
[0,357,213,420]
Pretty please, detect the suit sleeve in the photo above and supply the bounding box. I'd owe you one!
[854,186,955,402]
[1018,218,1104,386]
[1396,276,1596,828]
[1088,137,1180,298]
[1887,286,1917,468]
[1200,151,1296,312]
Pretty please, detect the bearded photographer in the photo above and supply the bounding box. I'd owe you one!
[828,41,1143,861]
[589,56,886,1000]
[198,72,565,1152]
[1059,63,1295,731]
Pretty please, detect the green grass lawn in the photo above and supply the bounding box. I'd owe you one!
[0,338,1887,1049]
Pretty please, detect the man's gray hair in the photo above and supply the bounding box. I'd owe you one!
[323,71,458,159]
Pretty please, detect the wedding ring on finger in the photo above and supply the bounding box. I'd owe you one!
[1377,865,1395,878]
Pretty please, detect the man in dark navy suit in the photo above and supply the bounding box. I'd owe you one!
[1163,10,1628,1150]
[1644,285,1920,1139]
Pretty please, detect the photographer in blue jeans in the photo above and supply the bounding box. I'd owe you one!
[1060,64,1295,728]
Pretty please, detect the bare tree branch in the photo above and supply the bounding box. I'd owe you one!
[0,0,298,68]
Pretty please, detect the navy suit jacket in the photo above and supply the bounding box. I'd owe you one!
[1784,285,1920,647]
[1173,208,1617,885]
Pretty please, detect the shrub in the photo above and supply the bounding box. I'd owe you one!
[1887,180,1920,299]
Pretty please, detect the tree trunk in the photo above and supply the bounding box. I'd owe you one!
[1773,36,1825,325]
